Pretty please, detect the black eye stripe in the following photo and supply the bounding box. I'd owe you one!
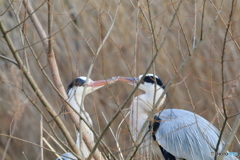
[143,76,165,88]
[67,78,86,94]
[73,78,86,86]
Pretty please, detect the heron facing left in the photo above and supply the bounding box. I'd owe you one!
[117,74,239,160]
[56,76,117,160]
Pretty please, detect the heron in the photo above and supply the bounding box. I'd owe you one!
[118,74,238,160]
[56,76,117,160]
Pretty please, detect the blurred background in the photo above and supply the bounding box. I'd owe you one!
[0,0,239,159]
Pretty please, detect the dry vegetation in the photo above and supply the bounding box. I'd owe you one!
[0,0,239,159]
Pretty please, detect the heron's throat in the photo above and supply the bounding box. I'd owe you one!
[129,102,152,158]
[68,93,86,113]
[142,88,166,109]
[129,88,166,137]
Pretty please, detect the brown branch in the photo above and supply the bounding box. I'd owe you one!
[0,54,19,67]
[86,1,122,159]
[0,21,82,159]
[22,0,65,97]
[21,0,106,159]
[126,0,226,157]
[22,89,76,156]
[0,133,58,154]
[216,0,238,159]
[6,0,46,33]
[126,1,183,158]
[200,0,206,40]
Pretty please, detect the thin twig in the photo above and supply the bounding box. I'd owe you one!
[0,133,60,155]
[22,90,78,158]
[102,112,124,160]
[127,0,226,157]
[6,0,28,70]
[215,0,236,159]
[5,0,47,33]
[0,54,19,67]
[40,115,43,160]
[200,0,206,40]
[22,0,94,159]
[170,0,191,56]
[126,0,184,158]
[0,0,13,16]
[192,0,197,49]
[86,1,122,159]
[209,0,240,51]
[0,21,81,159]
[1,119,17,160]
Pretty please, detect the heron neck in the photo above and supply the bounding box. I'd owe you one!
[68,94,85,113]
[130,100,152,154]
[130,88,165,136]
[130,104,149,136]
[142,88,165,109]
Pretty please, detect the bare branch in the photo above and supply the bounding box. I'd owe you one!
[0,133,61,155]
[86,0,122,158]
[216,0,237,159]
[0,21,82,159]
[0,54,19,67]
[200,0,206,40]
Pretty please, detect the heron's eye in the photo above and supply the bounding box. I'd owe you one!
[67,78,86,95]
[73,78,86,87]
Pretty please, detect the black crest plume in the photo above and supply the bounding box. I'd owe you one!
[67,78,86,95]
[143,76,165,89]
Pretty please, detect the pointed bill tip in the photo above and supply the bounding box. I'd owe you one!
[117,77,139,84]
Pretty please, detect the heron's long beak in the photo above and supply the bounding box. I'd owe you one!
[117,77,139,85]
[86,78,118,88]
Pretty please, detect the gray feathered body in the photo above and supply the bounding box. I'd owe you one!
[155,109,238,160]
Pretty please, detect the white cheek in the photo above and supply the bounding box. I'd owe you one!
[141,83,153,90]
[75,87,89,96]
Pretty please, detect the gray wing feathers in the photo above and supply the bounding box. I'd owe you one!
[155,109,237,160]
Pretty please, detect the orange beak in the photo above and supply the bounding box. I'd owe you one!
[86,78,118,88]
[115,77,139,85]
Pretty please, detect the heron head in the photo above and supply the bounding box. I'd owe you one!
[117,73,165,92]
[67,76,117,97]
